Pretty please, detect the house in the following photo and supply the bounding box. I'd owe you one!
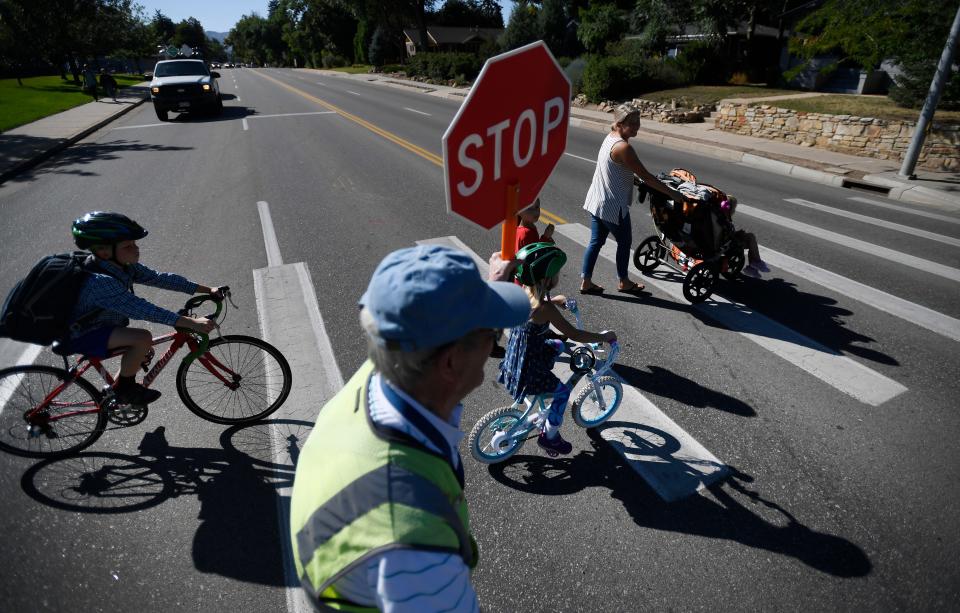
[402,26,504,57]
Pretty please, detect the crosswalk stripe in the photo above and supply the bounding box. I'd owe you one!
[417,235,729,501]
[760,247,960,343]
[785,198,960,248]
[738,204,960,283]
[555,223,908,406]
[848,196,960,225]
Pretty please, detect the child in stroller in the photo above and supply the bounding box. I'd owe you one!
[633,168,768,302]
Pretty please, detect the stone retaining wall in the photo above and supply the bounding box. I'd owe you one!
[714,103,960,171]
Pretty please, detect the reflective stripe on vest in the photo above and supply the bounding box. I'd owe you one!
[295,462,474,574]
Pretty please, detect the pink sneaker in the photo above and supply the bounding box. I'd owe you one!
[753,260,770,273]
[537,432,573,456]
[742,264,761,279]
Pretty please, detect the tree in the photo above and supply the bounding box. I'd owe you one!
[432,0,502,27]
[577,2,626,54]
[150,10,176,45]
[501,0,539,51]
[789,0,960,108]
[173,17,208,56]
[539,0,568,57]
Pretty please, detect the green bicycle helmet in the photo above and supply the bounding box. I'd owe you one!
[72,211,148,249]
[514,242,567,286]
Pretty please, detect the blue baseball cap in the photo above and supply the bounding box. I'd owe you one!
[360,245,530,351]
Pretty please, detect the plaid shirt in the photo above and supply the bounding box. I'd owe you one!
[70,259,198,338]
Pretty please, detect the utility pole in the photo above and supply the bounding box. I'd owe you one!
[898,4,960,179]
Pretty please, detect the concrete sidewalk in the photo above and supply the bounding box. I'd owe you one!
[308,68,960,211]
[0,84,149,183]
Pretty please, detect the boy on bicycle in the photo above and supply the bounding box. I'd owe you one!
[64,211,220,405]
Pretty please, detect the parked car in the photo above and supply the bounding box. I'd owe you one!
[149,59,222,121]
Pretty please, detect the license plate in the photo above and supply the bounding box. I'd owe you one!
[178,102,190,108]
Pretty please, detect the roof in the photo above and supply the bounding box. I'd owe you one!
[403,26,504,46]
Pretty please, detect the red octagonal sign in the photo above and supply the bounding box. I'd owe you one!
[443,41,571,230]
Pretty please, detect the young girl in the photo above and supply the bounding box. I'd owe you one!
[498,242,617,456]
[723,196,769,278]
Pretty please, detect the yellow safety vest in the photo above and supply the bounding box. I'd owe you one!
[290,361,477,611]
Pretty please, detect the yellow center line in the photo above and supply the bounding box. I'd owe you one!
[250,69,568,225]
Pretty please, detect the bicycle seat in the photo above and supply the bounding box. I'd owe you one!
[50,341,74,357]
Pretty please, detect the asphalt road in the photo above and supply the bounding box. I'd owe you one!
[0,67,958,612]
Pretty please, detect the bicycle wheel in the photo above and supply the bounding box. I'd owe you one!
[633,236,661,274]
[0,365,106,457]
[468,406,531,464]
[571,376,623,428]
[176,335,292,424]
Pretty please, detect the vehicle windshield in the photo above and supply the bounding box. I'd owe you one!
[155,61,209,77]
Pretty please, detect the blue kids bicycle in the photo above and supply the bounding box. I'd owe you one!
[468,300,622,463]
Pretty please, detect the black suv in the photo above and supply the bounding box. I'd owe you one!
[150,59,222,121]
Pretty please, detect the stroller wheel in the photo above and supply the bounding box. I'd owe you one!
[683,262,717,303]
[633,236,661,274]
[722,249,746,280]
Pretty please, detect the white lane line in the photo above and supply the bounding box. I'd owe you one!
[785,198,960,248]
[256,201,284,266]
[760,247,960,342]
[242,118,249,131]
[316,81,326,86]
[253,205,344,613]
[0,342,44,416]
[564,152,595,164]
[556,223,908,406]
[236,96,242,102]
[0,339,43,370]
[417,235,727,501]
[597,388,728,502]
[113,123,173,130]
[404,107,431,116]
[347,90,362,96]
[247,111,337,119]
[848,196,960,225]
[738,204,960,283]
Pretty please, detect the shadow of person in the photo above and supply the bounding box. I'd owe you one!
[614,363,757,416]
[714,276,898,367]
[488,435,871,578]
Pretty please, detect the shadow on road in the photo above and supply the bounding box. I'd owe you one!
[19,419,313,587]
[614,363,757,417]
[487,434,871,578]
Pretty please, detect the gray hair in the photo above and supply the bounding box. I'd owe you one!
[360,307,446,390]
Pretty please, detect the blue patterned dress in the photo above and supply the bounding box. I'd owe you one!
[498,321,562,401]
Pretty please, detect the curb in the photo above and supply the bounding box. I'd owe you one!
[0,95,148,185]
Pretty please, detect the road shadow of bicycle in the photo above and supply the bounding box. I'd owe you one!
[487,425,871,578]
[20,418,313,587]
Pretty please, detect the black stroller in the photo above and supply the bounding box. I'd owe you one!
[632,168,746,303]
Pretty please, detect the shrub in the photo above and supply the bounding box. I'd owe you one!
[728,71,749,85]
[321,52,349,68]
[672,40,728,85]
[888,58,960,110]
[581,54,688,102]
[405,52,483,82]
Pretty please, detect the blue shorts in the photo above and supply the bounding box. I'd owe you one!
[64,326,117,358]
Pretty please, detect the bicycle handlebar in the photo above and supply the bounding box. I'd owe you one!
[178,286,231,366]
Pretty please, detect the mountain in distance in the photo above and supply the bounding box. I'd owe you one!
[205,31,228,43]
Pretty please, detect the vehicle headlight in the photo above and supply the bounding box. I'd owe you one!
[151,86,159,94]
[202,83,211,91]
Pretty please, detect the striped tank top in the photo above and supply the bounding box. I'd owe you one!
[582,132,635,223]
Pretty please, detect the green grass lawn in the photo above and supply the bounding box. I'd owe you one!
[327,65,373,74]
[750,94,960,125]
[638,85,802,106]
[0,74,146,132]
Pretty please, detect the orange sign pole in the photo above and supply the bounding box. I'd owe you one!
[500,183,520,260]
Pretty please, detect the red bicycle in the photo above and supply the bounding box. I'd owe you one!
[0,287,292,458]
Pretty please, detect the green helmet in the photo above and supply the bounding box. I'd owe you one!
[72,211,148,249]
[514,242,567,286]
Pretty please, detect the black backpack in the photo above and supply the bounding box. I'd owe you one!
[0,252,102,346]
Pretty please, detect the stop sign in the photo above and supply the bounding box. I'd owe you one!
[442,41,571,230]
